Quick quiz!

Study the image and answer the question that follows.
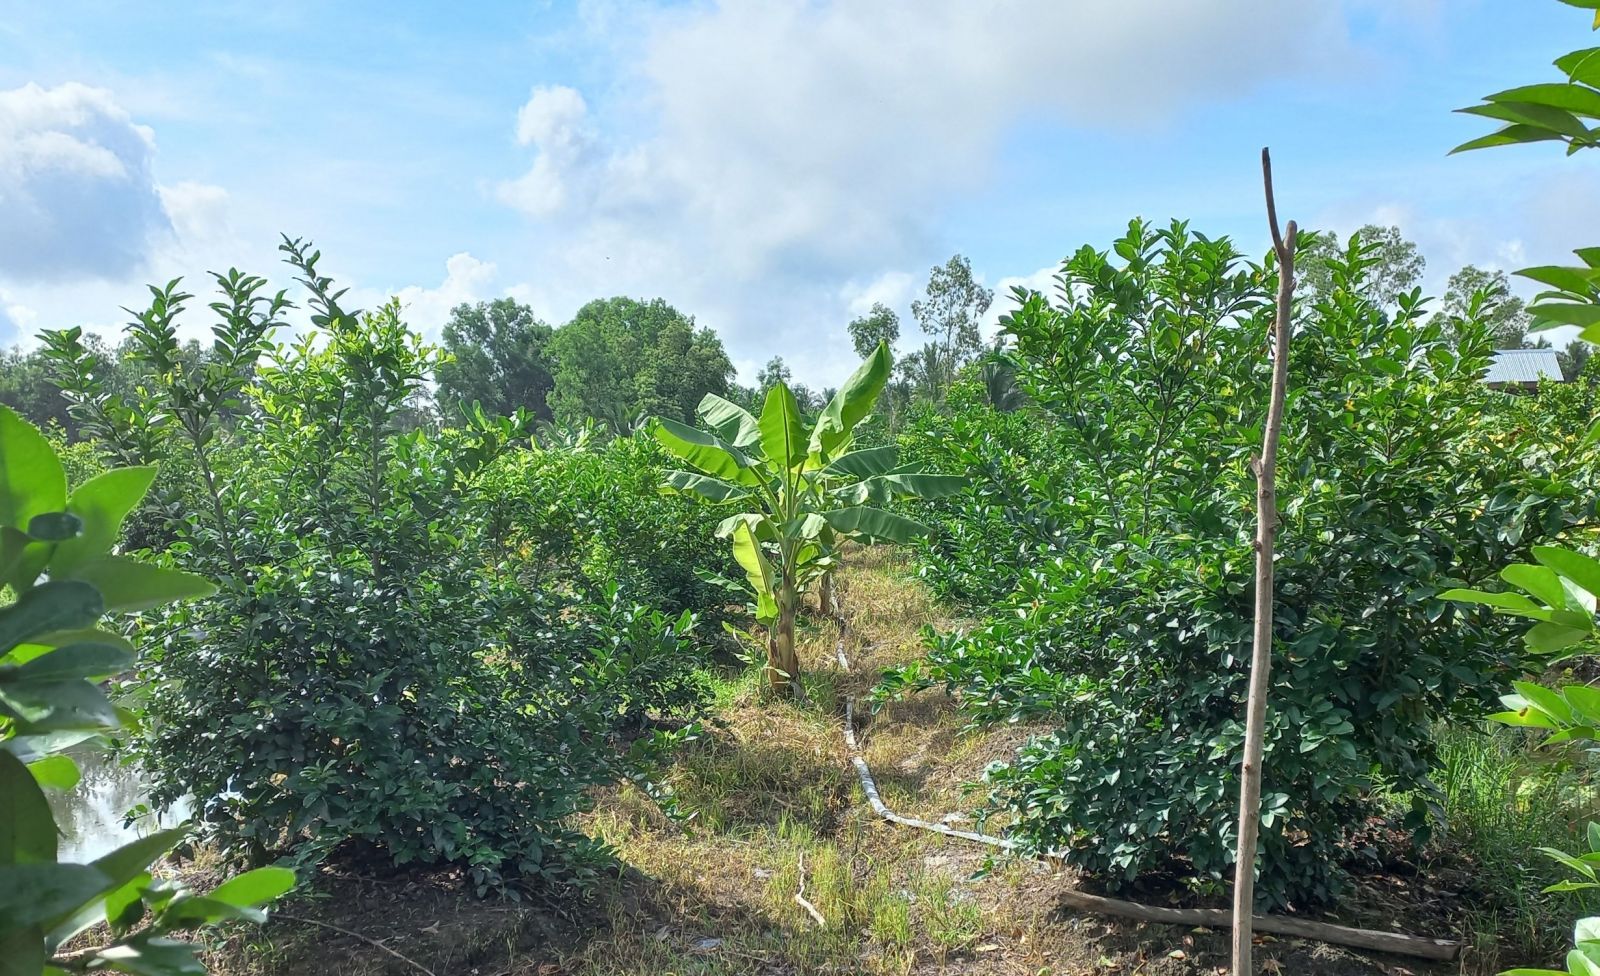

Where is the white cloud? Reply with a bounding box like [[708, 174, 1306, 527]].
[[496, 0, 1395, 385], [390, 252, 499, 339], [0, 82, 172, 281], [840, 271, 916, 319], [157, 181, 232, 248]]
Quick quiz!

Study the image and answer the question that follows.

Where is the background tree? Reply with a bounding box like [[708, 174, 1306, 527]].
[[1299, 224, 1424, 308], [436, 298, 556, 421], [911, 254, 992, 397], [549, 297, 733, 430], [1442, 265, 1530, 348], [847, 302, 900, 359]]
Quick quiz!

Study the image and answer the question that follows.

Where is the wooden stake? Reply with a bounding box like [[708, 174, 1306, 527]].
[[1232, 147, 1298, 976]]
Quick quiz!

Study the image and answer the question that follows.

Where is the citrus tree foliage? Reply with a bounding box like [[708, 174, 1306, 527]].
[[548, 296, 734, 430], [436, 298, 557, 422], [654, 343, 963, 696], [1297, 224, 1424, 308], [474, 431, 729, 623], [0, 405, 292, 976], [44, 241, 711, 896], [883, 219, 1590, 909]]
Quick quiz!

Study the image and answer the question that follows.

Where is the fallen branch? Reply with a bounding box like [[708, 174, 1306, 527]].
[[826, 577, 1460, 963], [273, 912, 440, 976], [1057, 889, 1460, 963], [793, 851, 827, 927]]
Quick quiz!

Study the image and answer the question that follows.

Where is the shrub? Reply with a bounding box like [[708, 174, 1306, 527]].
[[47, 241, 711, 896], [882, 220, 1594, 908]]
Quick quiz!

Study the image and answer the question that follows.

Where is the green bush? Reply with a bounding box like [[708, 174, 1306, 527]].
[[882, 221, 1594, 909], [47, 242, 713, 896], [475, 432, 730, 618]]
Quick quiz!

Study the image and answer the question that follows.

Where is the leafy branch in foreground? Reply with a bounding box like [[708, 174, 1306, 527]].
[[0, 404, 291, 976], [653, 342, 963, 697]]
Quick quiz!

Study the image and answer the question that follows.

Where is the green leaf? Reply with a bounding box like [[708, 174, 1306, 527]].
[[92, 935, 205, 976], [205, 866, 295, 908], [1516, 681, 1577, 725], [1460, 101, 1593, 141], [63, 557, 217, 614], [1559, 47, 1600, 88], [0, 751, 58, 863], [25, 513, 81, 543], [0, 677, 118, 730], [1520, 264, 1600, 293], [715, 512, 777, 543], [821, 446, 899, 479], [758, 384, 807, 471], [1525, 621, 1592, 656], [1489, 83, 1600, 119], [1450, 123, 1565, 154], [0, 582, 104, 653], [810, 342, 891, 458], [652, 418, 762, 487], [662, 470, 748, 503], [881, 472, 967, 499], [1567, 686, 1600, 726], [0, 405, 66, 533], [1503, 563, 1573, 610], [1531, 301, 1600, 327], [9, 641, 133, 681], [730, 521, 778, 622], [0, 925, 45, 976], [823, 506, 930, 544], [0, 864, 110, 932], [1534, 546, 1600, 601], [1439, 587, 1547, 617], [25, 755, 79, 791], [695, 394, 762, 449], [51, 467, 157, 575]]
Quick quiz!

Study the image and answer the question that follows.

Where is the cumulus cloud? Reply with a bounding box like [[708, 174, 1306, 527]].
[[391, 252, 499, 339], [496, 0, 1397, 384], [0, 82, 173, 281]]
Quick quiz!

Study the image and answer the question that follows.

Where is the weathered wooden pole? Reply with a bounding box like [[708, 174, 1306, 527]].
[[1232, 147, 1298, 976]]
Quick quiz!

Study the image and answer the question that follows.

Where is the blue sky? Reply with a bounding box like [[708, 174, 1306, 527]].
[[0, 0, 1596, 385]]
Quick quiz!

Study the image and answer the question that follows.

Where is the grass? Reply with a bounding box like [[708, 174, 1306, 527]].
[[1426, 722, 1600, 971]]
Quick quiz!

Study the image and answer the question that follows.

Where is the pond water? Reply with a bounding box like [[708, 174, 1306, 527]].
[[47, 747, 191, 863]]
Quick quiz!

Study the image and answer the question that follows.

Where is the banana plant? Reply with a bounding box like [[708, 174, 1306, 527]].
[[653, 342, 963, 697]]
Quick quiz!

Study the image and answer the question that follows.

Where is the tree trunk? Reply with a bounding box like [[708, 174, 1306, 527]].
[[820, 571, 836, 617], [768, 584, 800, 698], [1232, 148, 1298, 976]]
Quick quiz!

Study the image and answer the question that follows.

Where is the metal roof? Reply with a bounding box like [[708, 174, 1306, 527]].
[[1484, 347, 1564, 386]]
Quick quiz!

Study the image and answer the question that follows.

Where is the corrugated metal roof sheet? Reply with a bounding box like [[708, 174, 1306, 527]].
[[1484, 348, 1564, 385]]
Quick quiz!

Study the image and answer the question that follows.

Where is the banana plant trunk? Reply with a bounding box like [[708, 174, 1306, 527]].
[[820, 570, 836, 616], [768, 577, 801, 697]]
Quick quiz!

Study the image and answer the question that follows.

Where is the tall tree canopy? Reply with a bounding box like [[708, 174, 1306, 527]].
[[911, 255, 992, 396], [847, 302, 900, 359], [435, 298, 556, 420], [548, 296, 733, 429], [1441, 265, 1530, 349], [1299, 224, 1424, 308]]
